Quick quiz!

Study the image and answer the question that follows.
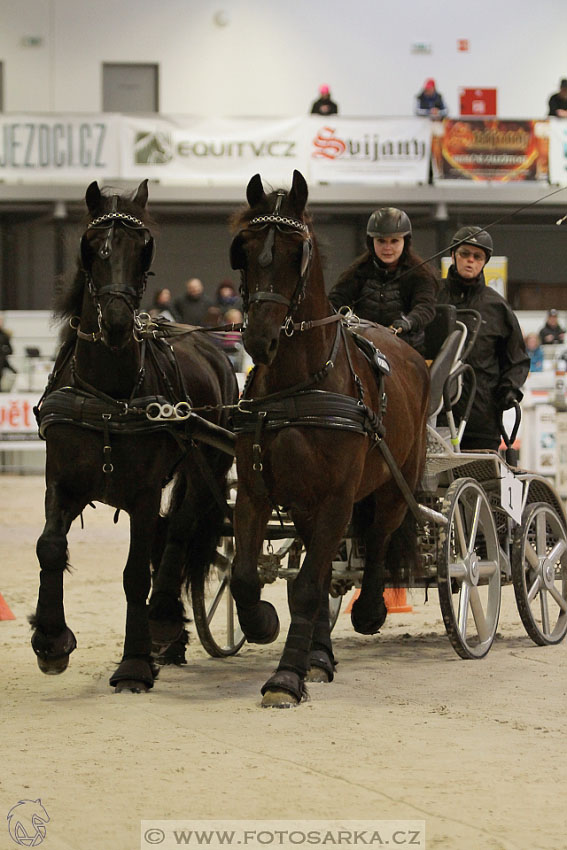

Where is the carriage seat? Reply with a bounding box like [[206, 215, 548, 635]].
[[423, 305, 461, 418]]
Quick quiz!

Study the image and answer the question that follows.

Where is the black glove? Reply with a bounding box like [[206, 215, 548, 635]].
[[391, 316, 413, 334], [499, 389, 518, 410]]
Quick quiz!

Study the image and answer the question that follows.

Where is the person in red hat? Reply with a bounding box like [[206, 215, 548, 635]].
[[310, 84, 338, 115], [415, 78, 448, 118]]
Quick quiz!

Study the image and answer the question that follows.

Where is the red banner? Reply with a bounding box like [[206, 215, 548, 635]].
[[432, 119, 549, 182]]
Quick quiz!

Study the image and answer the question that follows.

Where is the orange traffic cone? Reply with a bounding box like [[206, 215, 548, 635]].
[[0, 592, 16, 620], [383, 587, 413, 613], [344, 587, 412, 614]]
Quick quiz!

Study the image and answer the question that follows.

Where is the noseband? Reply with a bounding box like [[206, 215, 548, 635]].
[[232, 192, 312, 325]]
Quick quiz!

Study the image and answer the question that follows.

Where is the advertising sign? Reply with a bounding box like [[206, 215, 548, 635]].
[[308, 118, 431, 185], [119, 115, 308, 184], [459, 88, 498, 116], [0, 114, 121, 181], [432, 119, 548, 182], [548, 117, 567, 185], [0, 394, 40, 443]]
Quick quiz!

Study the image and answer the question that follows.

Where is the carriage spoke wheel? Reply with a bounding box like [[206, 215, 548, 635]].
[[438, 478, 501, 659], [190, 537, 245, 657], [511, 502, 567, 646]]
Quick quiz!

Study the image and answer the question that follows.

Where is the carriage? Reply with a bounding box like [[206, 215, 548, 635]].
[[31, 173, 567, 706]]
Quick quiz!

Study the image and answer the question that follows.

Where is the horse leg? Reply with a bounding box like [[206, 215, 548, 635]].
[[31, 482, 82, 674], [148, 477, 192, 666], [351, 495, 410, 635], [350, 533, 389, 635], [261, 502, 350, 707], [305, 574, 336, 683], [110, 500, 159, 693], [231, 490, 279, 644]]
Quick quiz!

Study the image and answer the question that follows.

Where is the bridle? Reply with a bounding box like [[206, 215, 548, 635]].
[[75, 195, 155, 342], [230, 191, 313, 333]]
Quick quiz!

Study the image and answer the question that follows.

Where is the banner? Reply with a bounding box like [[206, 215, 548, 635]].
[[0, 394, 40, 441], [432, 119, 549, 183], [119, 115, 308, 185], [0, 114, 121, 181], [548, 117, 567, 185], [308, 118, 431, 184]]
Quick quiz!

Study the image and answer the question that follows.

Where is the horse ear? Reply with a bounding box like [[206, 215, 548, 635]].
[[289, 170, 308, 215], [85, 181, 102, 214], [246, 173, 266, 208], [133, 179, 149, 209]]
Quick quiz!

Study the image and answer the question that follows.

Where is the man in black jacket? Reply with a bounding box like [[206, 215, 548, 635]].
[[437, 227, 529, 450]]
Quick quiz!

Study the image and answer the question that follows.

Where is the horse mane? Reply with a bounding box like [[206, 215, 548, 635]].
[[53, 184, 156, 344]]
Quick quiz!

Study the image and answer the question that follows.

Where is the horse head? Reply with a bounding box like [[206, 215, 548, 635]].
[[231, 170, 313, 366], [80, 179, 155, 351]]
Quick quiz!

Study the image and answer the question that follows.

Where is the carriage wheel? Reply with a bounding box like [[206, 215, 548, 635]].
[[511, 502, 567, 646], [438, 478, 501, 659], [191, 537, 246, 658]]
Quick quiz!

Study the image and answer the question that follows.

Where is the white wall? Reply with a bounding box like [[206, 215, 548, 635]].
[[1, 0, 565, 118]]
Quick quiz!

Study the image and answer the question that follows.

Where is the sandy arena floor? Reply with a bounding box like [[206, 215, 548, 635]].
[[1, 474, 566, 850]]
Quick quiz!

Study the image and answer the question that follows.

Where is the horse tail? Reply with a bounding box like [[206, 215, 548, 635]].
[[384, 506, 420, 587]]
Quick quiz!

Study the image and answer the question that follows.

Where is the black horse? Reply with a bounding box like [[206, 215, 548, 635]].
[[32, 180, 238, 692]]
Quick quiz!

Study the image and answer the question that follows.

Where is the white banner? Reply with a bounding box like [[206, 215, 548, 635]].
[[307, 117, 431, 184], [0, 114, 122, 181], [0, 394, 40, 440], [548, 117, 567, 186], [119, 115, 309, 185]]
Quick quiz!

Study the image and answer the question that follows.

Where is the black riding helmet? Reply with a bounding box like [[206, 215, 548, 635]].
[[366, 208, 412, 257], [451, 226, 493, 261], [367, 207, 412, 238]]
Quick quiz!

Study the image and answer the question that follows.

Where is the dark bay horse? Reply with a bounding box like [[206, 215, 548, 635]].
[[32, 180, 238, 692], [229, 170, 430, 707]]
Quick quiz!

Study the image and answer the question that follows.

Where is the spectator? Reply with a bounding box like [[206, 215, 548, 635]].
[[310, 84, 338, 115], [524, 333, 544, 372], [215, 279, 241, 312], [148, 287, 180, 323], [415, 78, 448, 119], [539, 308, 565, 345], [0, 313, 16, 390], [548, 79, 567, 118], [437, 226, 530, 451], [220, 308, 244, 368], [202, 306, 224, 328], [328, 207, 438, 354], [173, 278, 213, 326]]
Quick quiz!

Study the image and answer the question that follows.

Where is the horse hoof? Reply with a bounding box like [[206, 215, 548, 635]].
[[109, 658, 156, 692], [261, 689, 300, 708], [241, 600, 280, 644], [36, 654, 70, 675], [260, 669, 308, 707], [113, 679, 151, 694], [305, 666, 331, 683], [350, 599, 387, 635], [151, 625, 189, 666], [31, 625, 77, 675], [305, 649, 335, 683]]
